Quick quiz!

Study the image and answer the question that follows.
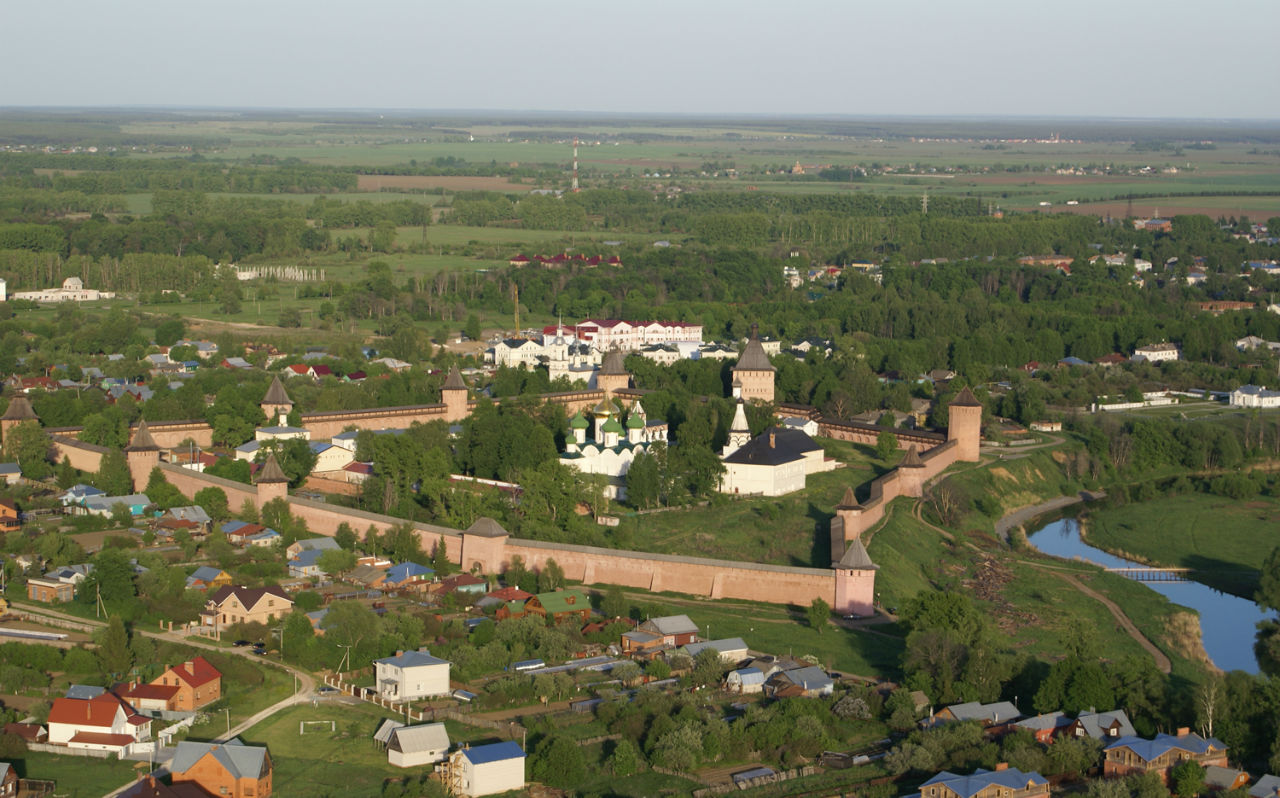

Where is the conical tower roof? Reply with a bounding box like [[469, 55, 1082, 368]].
[[255, 453, 290, 484], [443, 365, 467, 391], [734, 334, 775, 372], [263, 375, 293, 406], [466, 517, 509, 538], [900, 444, 925, 468], [1, 396, 37, 421], [601, 347, 627, 375], [837, 538, 878, 570], [836, 486, 861, 510], [950, 386, 982, 407], [124, 419, 160, 452]]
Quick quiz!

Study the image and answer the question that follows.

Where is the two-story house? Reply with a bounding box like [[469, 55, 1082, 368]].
[[915, 765, 1050, 798], [47, 691, 152, 755], [202, 585, 293, 628], [1103, 729, 1229, 782], [170, 739, 272, 798], [374, 648, 451, 702], [151, 657, 222, 711]]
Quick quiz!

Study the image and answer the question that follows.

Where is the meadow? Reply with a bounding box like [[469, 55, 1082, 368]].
[[1083, 493, 1280, 597]]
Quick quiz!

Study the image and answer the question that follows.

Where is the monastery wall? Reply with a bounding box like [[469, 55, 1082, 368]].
[[49, 434, 107, 473]]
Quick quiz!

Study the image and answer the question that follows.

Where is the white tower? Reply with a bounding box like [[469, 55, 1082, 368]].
[[722, 399, 752, 457]]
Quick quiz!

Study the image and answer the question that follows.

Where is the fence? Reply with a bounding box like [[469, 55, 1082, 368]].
[[690, 766, 818, 797], [322, 674, 527, 740], [26, 742, 114, 759]]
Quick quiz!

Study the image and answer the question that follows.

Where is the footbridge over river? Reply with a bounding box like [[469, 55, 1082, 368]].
[[1104, 566, 1193, 582]]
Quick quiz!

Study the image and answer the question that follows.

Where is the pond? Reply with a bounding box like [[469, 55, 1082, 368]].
[[1025, 517, 1268, 673]]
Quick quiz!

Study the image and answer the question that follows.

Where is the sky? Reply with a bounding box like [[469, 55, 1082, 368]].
[[4, 0, 1278, 119]]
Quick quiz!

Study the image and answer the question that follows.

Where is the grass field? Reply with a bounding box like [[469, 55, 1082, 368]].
[[611, 440, 894, 568], [14, 750, 141, 798], [1083, 493, 1280, 597], [619, 588, 905, 678], [237, 702, 428, 798]]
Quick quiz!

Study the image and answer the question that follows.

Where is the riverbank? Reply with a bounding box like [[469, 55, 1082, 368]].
[[1025, 518, 1264, 674], [1079, 493, 1279, 599]]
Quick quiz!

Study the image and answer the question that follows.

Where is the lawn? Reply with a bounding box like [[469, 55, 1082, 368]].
[[616, 588, 905, 678], [1083, 494, 1280, 597], [237, 702, 452, 797], [609, 439, 894, 568], [14, 750, 141, 798]]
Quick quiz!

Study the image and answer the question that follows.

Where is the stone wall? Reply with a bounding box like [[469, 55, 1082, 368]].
[[49, 434, 107, 473]]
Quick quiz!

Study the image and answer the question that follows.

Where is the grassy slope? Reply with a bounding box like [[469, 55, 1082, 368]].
[[1084, 493, 1280, 597]]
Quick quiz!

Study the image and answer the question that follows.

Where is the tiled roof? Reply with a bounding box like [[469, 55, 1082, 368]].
[[167, 656, 221, 688]]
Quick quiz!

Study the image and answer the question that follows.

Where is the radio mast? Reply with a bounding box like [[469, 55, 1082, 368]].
[[572, 138, 580, 193]]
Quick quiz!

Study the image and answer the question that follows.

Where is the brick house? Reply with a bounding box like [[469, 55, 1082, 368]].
[[170, 739, 272, 798], [27, 576, 74, 603], [46, 692, 151, 754], [1103, 729, 1229, 782], [152, 656, 222, 711], [202, 585, 293, 628]]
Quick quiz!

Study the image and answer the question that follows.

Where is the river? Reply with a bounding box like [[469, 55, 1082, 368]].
[[1025, 517, 1268, 673]]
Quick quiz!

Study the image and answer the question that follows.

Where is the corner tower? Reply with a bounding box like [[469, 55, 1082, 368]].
[[948, 387, 983, 462], [442, 366, 470, 422], [1, 396, 38, 445], [732, 324, 775, 403]]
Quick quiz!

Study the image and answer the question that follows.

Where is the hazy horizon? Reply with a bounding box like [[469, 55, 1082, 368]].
[[4, 0, 1278, 119]]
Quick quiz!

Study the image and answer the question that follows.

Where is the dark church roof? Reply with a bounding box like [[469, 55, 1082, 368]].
[[723, 428, 820, 467]]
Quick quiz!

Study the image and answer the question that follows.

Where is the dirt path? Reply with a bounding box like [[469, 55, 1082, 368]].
[[994, 494, 1098, 541], [1025, 564, 1172, 674]]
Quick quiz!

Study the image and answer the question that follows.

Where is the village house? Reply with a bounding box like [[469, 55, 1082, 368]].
[[523, 588, 593, 623], [46, 691, 152, 755], [169, 739, 273, 798], [914, 766, 1050, 798], [0, 498, 17, 532], [1103, 729, 1229, 782], [185, 566, 232, 592], [151, 657, 222, 711], [201, 585, 293, 628], [387, 722, 450, 768], [636, 615, 699, 647], [930, 701, 1023, 735], [0, 762, 15, 798], [1205, 767, 1251, 792], [374, 648, 451, 701], [683, 637, 749, 664], [1068, 709, 1136, 741], [767, 665, 834, 698], [1014, 713, 1072, 744], [1231, 385, 1280, 409], [726, 667, 766, 694], [26, 575, 74, 603], [447, 741, 526, 797], [1132, 342, 1180, 362], [1252, 775, 1280, 798]]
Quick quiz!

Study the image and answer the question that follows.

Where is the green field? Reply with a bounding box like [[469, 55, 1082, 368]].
[[15, 750, 142, 798], [237, 702, 426, 797], [611, 440, 896, 568], [1084, 493, 1280, 597]]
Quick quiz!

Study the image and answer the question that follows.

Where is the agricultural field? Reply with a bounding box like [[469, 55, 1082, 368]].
[[1083, 493, 1280, 598]]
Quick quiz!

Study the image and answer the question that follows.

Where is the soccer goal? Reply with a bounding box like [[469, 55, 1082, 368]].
[[299, 720, 336, 735]]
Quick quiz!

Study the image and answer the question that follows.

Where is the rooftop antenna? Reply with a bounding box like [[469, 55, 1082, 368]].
[[572, 138, 580, 193]]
